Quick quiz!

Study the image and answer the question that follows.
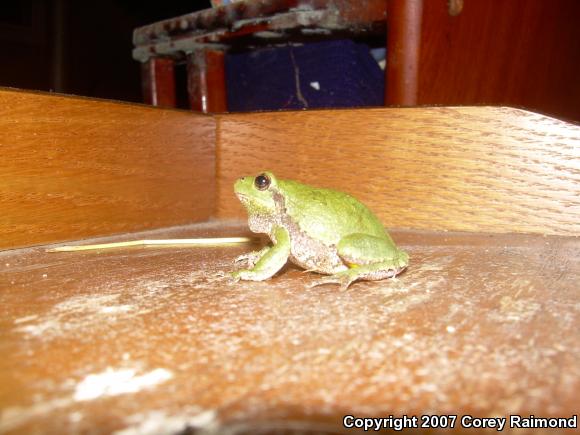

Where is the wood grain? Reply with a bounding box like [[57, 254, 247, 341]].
[[216, 107, 580, 236], [415, 0, 580, 121], [0, 88, 215, 250], [1, 222, 578, 433]]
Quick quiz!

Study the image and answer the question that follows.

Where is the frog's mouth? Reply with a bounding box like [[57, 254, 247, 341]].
[[235, 192, 249, 203], [236, 193, 256, 209]]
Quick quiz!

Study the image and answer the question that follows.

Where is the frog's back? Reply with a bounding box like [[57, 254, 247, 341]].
[[276, 179, 389, 245]]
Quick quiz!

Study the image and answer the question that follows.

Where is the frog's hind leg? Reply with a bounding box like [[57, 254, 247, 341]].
[[309, 233, 408, 290]]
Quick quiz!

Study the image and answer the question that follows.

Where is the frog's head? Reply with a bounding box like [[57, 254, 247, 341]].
[[234, 171, 279, 216]]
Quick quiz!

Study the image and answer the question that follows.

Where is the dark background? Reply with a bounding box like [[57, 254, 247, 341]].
[[1, 0, 579, 121], [0, 0, 210, 103]]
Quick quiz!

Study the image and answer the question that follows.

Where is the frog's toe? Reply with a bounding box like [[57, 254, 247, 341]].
[[230, 271, 242, 283], [309, 272, 357, 291], [234, 252, 257, 265]]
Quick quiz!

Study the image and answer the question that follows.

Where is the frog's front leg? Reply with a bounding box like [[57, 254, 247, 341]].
[[232, 226, 291, 282], [234, 245, 271, 268], [311, 233, 409, 290]]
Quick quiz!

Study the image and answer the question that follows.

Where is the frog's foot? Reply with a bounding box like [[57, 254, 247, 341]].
[[234, 252, 260, 266], [231, 267, 282, 282], [309, 270, 359, 291], [309, 262, 407, 291], [234, 246, 271, 267]]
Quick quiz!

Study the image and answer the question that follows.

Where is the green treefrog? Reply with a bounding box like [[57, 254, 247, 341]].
[[232, 171, 409, 289]]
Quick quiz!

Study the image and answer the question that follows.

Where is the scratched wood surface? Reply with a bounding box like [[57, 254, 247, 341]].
[[0, 88, 215, 250], [1, 222, 578, 434], [216, 107, 580, 236]]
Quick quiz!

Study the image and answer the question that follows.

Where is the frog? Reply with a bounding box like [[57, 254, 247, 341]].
[[232, 171, 409, 289]]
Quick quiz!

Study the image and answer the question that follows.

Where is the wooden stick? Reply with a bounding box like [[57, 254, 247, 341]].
[[46, 237, 252, 252]]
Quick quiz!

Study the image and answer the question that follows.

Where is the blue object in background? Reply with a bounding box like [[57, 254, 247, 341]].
[[210, 0, 243, 6], [225, 39, 385, 111]]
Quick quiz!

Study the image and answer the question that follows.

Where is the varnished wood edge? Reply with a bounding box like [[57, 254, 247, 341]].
[[215, 104, 580, 124], [0, 86, 211, 117], [0, 88, 217, 250]]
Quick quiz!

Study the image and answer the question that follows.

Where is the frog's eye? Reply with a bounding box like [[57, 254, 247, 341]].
[[254, 174, 271, 191]]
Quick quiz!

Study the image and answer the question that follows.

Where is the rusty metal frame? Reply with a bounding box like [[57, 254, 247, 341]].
[[132, 0, 387, 62]]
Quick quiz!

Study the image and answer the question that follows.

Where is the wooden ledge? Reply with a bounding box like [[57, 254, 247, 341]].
[[1, 222, 578, 433], [0, 88, 215, 250]]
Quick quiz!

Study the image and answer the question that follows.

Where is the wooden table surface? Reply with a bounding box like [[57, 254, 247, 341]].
[[1, 222, 578, 434]]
